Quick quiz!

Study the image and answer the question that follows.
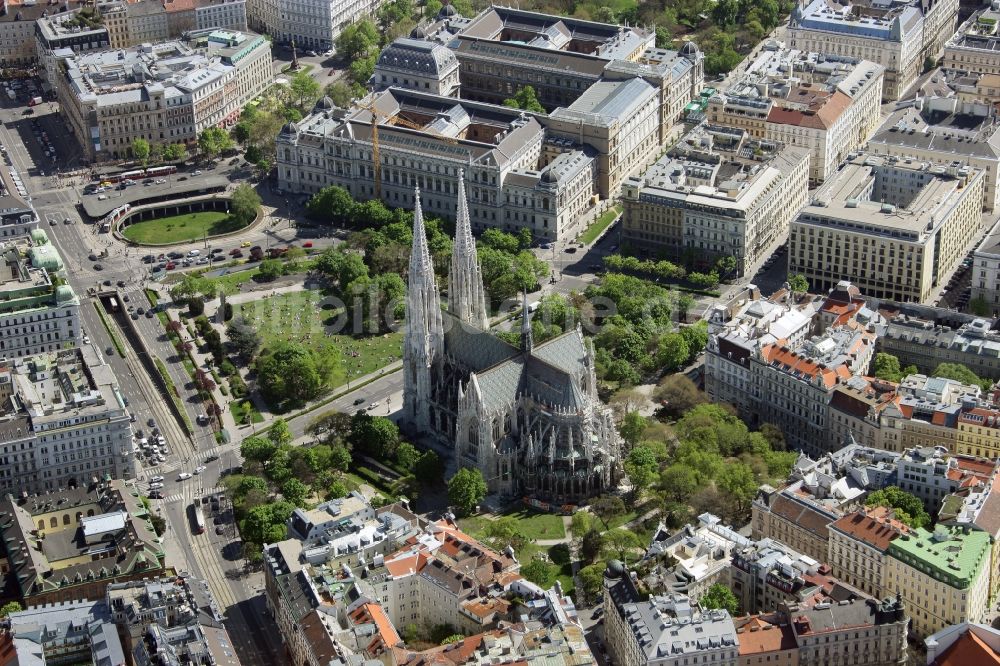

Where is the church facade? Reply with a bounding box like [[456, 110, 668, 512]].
[[402, 181, 622, 504]]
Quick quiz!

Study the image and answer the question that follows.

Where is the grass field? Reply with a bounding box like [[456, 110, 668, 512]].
[[123, 211, 247, 245], [231, 399, 264, 425], [458, 506, 566, 541], [579, 206, 621, 245], [239, 287, 402, 390]]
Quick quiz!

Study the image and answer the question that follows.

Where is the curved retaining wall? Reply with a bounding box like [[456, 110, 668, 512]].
[[115, 195, 264, 247]]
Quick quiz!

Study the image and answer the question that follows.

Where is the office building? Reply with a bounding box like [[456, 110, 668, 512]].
[[57, 29, 272, 160], [0, 229, 80, 359], [621, 125, 810, 276], [707, 48, 883, 183], [787, 0, 958, 100], [0, 346, 133, 495], [0, 600, 126, 665], [885, 524, 992, 638], [942, 5, 1000, 76], [867, 98, 1000, 212], [278, 88, 599, 241], [246, 0, 380, 51], [0, 479, 165, 607], [789, 153, 987, 303], [827, 506, 911, 598]]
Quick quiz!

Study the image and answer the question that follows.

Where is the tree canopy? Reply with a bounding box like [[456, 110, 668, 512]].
[[864, 486, 930, 528], [502, 85, 546, 113], [699, 583, 739, 615], [448, 467, 487, 516]]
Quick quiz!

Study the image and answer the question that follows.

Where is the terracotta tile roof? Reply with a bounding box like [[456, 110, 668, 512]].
[[975, 488, 1000, 536], [349, 602, 402, 656], [759, 344, 845, 389], [767, 89, 852, 130], [735, 615, 798, 655], [959, 407, 1000, 429], [829, 506, 909, 552], [932, 628, 1000, 665], [767, 493, 836, 540], [955, 456, 997, 480], [163, 0, 195, 11]]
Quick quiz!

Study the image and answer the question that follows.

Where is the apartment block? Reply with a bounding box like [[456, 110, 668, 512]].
[[621, 125, 810, 277], [604, 562, 739, 666], [886, 524, 992, 638], [0, 600, 125, 664], [943, 5, 1000, 76], [787, 0, 958, 101], [0, 0, 49, 67], [107, 575, 241, 665], [0, 346, 133, 495], [867, 96, 1000, 212], [708, 48, 883, 183], [880, 315, 1000, 380], [35, 7, 110, 88], [971, 219, 1000, 315], [0, 229, 80, 358], [246, 0, 380, 50], [789, 153, 987, 303], [103, 0, 248, 50], [827, 506, 911, 598], [0, 479, 165, 607], [277, 88, 599, 241], [643, 512, 752, 601], [57, 29, 271, 160]]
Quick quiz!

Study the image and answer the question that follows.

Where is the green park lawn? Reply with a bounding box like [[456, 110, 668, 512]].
[[238, 287, 402, 390], [579, 206, 621, 245], [123, 211, 247, 244], [230, 399, 263, 425], [458, 506, 566, 541]]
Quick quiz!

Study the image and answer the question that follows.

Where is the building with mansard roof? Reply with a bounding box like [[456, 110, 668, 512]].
[[402, 183, 621, 503]]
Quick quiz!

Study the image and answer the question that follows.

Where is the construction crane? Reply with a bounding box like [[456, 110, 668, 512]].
[[357, 97, 459, 199]]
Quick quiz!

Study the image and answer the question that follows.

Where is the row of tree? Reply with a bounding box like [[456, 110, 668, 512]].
[[873, 352, 997, 393]]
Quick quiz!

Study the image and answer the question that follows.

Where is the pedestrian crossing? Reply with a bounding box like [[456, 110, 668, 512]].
[[162, 485, 224, 504]]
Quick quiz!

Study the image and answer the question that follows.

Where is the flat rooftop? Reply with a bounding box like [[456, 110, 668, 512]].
[[948, 7, 1000, 53], [793, 0, 924, 40], [798, 154, 982, 237], [871, 106, 1000, 159]]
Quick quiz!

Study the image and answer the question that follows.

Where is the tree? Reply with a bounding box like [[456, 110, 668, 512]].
[[865, 486, 931, 528], [624, 444, 659, 502], [230, 183, 261, 225], [653, 375, 707, 418], [577, 562, 608, 603], [657, 332, 690, 371], [711, 0, 739, 25], [199, 126, 233, 159], [521, 558, 557, 587], [581, 528, 605, 562], [619, 411, 647, 447], [502, 85, 546, 113], [590, 494, 626, 528], [788, 274, 809, 294], [350, 413, 400, 459], [873, 352, 904, 383], [447, 467, 487, 516], [162, 143, 186, 162], [227, 317, 262, 361], [700, 583, 739, 615], [0, 601, 22, 618], [325, 82, 354, 108], [414, 450, 444, 485], [289, 70, 322, 110], [281, 478, 309, 506], [481, 228, 521, 254], [255, 342, 324, 404], [330, 445, 352, 473], [603, 529, 642, 563], [932, 363, 992, 392], [395, 441, 420, 471], [517, 226, 533, 249], [257, 259, 284, 281], [349, 55, 377, 87], [336, 19, 379, 60], [270, 418, 292, 447], [241, 435, 277, 463], [716, 461, 758, 518], [660, 463, 700, 502], [131, 138, 151, 165], [483, 516, 527, 553]]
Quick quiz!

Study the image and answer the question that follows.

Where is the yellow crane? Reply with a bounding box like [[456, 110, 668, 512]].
[[356, 97, 459, 199]]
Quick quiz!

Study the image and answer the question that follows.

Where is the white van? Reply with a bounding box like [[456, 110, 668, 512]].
[[187, 249, 200, 257]]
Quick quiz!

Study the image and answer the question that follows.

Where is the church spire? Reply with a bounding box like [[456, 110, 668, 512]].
[[448, 171, 489, 329], [521, 291, 533, 353], [403, 188, 444, 432]]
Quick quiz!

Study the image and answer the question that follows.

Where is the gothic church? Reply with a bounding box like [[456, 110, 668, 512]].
[[402, 180, 621, 504]]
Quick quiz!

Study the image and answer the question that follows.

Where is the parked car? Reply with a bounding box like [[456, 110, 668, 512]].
[[177, 472, 192, 480]]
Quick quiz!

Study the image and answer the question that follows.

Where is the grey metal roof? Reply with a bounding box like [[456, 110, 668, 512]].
[[377, 38, 458, 76], [443, 312, 519, 370]]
